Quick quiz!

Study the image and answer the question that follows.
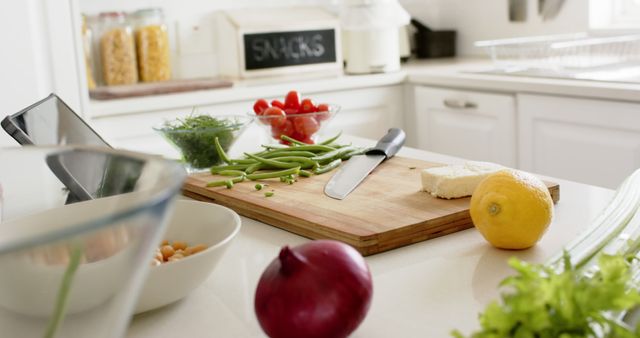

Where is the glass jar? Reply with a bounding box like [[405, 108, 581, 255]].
[[82, 15, 97, 90], [133, 8, 171, 82], [96, 12, 138, 86]]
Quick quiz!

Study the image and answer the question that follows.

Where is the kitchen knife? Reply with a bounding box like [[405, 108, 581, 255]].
[[324, 128, 406, 200]]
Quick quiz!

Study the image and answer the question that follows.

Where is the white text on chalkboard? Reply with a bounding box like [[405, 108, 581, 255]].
[[251, 34, 325, 61]]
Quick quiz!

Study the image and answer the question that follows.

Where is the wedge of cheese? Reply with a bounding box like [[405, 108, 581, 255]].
[[421, 161, 505, 199]]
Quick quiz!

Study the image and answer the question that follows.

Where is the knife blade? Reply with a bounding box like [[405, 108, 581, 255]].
[[324, 128, 406, 200]]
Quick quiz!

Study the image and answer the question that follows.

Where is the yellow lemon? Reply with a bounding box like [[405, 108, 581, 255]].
[[470, 169, 554, 249]]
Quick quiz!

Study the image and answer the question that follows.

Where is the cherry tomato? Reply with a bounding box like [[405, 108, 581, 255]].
[[315, 103, 330, 122], [253, 99, 270, 115], [284, 91, 301, 113], [299, 98, 317, 114], [316, 103, 330, 112], [271, 100, 285, 110], [293, 116, 320, 138], [271, 119, 294, 141], [263, 107, 286, 128]]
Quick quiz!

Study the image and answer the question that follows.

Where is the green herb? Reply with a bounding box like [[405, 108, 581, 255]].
[[161, 114, 241, 169], [452, 253, 640, 338], [265, 191, 274, 197]]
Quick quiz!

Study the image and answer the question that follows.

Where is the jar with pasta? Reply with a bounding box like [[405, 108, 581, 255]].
[[133, 8, 171, 82], [82, 15, 97, 90], [96, 12, 138, 86]]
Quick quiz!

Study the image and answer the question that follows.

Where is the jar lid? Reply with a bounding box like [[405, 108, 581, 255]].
[[98, 11, 126, 19], [133, 8, 164, 18]]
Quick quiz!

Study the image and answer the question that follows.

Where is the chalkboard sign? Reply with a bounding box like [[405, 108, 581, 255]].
[[243, 29, 337, 70]]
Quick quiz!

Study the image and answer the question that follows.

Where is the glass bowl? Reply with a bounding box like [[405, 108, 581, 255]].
[[154, 115, 253, 171], [0, 146, 186, 338], [252, 104, 339, 144]]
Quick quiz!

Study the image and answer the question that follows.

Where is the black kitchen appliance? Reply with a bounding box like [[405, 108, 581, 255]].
[[411, 19, 457, 59]]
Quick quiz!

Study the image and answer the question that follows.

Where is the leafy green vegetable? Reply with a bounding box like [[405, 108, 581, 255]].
[[453, 253, 640, 338], [160, 114, 241, 169]]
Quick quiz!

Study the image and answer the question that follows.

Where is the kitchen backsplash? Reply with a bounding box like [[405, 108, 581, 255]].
[[411, 0, 589, 56], [80, 0, 590, 77]]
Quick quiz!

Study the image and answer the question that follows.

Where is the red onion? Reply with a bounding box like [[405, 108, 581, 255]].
[[254, 240, 373, 338]]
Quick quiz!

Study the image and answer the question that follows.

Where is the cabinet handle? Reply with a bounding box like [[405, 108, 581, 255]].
[[443, 99, 478, 109]]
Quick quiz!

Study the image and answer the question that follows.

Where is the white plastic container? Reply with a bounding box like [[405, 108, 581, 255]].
[[340, 0, 410, 74]]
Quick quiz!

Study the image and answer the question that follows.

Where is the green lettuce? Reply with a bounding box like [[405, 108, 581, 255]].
[[453, 254, 640, 338]]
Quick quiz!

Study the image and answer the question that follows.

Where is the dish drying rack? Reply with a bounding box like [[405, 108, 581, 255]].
[[475, 33, 640, 71]]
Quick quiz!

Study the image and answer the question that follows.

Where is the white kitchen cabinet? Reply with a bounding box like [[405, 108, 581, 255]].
[[414, 86, 516, 167], [519, 94, 640, 189], [89, 85, 403, 157]]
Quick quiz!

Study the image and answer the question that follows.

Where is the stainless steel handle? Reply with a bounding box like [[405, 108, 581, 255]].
[[443, 99, 478, 109]]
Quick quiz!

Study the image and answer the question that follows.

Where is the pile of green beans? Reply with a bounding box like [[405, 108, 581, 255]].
[[206, 133, 365, 189]]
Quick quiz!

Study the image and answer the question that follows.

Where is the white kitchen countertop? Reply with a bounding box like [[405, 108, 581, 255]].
[[125, 136, 615, 338], [89, 58, 640, 119], [405, 58, 640, 103]]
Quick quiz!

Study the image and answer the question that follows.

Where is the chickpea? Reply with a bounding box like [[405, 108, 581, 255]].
[[160, 245, 175, 261], [184, 244, 207, 256], [153, 240, 208, 265], [172, 241, 187, 251], [168, 253, 184, 262]]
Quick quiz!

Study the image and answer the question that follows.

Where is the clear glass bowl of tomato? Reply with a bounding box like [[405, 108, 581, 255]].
[[253, 105, 339, 144]]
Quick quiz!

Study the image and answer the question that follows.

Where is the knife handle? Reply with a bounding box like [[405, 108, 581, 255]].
[[366, 128, 406, 159]]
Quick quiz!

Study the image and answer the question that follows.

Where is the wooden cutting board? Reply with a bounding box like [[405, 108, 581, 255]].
[[183, 157, 560, 256]]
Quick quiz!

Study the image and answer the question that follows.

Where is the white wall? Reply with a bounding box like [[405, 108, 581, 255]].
[[407, 0, 590, 56], [0, 0, 53, 147]]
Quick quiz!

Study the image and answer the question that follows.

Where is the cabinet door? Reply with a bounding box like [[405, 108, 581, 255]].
[[414, 86, 516, 167], [519, 94, 640, 189]]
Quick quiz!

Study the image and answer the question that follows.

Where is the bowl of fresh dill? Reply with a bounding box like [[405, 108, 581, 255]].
[[154, 114, 253, 172]]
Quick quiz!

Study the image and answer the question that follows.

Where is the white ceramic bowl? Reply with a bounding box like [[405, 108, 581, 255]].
[[134, 200, 241, 313]]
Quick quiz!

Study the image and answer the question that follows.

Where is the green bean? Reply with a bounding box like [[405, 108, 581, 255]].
[[225, 180, 234, 189], [214, 137, 232, 164], [341, 148, 366, 160], [231, 158, 258, 165], [244, 153, 302, 169], [245, 163, 263, 174], [319, 131, 342, 145], [246, 167, 300, 181], [325, 143, 352, 149], [218, 170, 246, 177], [287, 145, 335, 152], [270, 156, 317, 166], [313, 159, 342, 175], [262, 151, 316, 158], [206, 176, 245, 187], [265, 191, 274, 197], [311, 146, 356, 163], [210, 164, 250, 174], [280, 135, 309, 146], [260, 144, 289, 150], [299, 169, 312, 177]]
